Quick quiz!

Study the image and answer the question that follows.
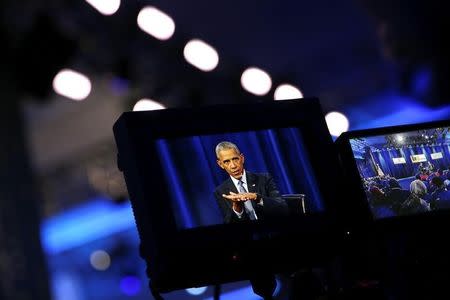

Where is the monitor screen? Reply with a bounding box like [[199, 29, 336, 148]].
[[113, 99, 342, 292], [156, 127, 324, 230], [349, 126, 450, 219]]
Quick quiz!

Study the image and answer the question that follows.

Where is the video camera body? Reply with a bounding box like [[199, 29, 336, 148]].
[[336, 120, 450, 232], [114, 98, 450, 298], [335, 119, 450, 300]]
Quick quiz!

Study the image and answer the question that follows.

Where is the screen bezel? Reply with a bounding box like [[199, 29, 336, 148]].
[[335, 119, 450, 232], [113, 98, 343, 292]]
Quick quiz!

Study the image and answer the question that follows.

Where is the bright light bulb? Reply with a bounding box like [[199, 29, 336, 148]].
[[133, 98, 165, 111], [186, 287, 208, 296], [137, 6, 175, 40], [90, 250, 111, 271], [183, 39, 219, 72], [274, 84, 303, 100], [84, 0, 120, 15], [240, 67, 272, 96], [325, 111, 349, 137], [120, 276, 141, 296], [52, 69, 91, 101]]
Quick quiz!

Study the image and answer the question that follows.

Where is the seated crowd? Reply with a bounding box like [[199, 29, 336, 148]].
[[362, 167, 450, 218]]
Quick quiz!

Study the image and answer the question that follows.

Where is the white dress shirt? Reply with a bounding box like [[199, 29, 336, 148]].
[[229, 170, 262, 219]]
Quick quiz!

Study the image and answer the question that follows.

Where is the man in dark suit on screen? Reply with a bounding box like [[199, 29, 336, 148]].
[[214, 141, 289, 224]]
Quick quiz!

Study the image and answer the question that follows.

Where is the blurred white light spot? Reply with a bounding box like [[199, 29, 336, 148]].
[[52, 69, 91, 101], [186, 286, 207, 295], [274, 84, 303, 100], [240, 67, 272, 96], [137, 6, 175, 40], [90, 250, 111, 271], [183, 39, 219, 72], [397, 135, 404, 142], [325, 111, 349, 137], [133, 98, 166, 111], [52, 273, 82, 300], [85, 0, 120, 15]]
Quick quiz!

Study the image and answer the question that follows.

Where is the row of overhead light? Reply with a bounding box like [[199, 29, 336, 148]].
[[135, 6, 303, 99], [51, 0, 349, 136]]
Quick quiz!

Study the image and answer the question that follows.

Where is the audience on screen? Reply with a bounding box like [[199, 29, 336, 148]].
[[362, 165, 450, 218], [385, 178, 411, 214], [444, 170, 450, 188], [399, 180, 430, 215], [429, 177, 450, 210], [368, 186, 396, 218]]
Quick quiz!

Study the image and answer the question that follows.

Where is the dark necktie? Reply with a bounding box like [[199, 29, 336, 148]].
[[238, 180, 257, 220]]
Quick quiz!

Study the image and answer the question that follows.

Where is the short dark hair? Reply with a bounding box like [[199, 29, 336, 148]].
[[431, 176, 444, 187], [388, 178, 401, 189]]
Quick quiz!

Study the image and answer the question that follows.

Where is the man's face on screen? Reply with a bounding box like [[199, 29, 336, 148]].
[[217, 148, 245, 179]]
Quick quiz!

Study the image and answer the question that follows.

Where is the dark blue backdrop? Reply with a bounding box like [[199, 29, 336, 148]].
[[366, 144, 450, 179], [155, 128, 324, 229], [354, 157, 376, 179]]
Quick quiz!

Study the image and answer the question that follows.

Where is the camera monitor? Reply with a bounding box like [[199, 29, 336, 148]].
[[113, 99, 342, 293], [335, 120, 450, 228]]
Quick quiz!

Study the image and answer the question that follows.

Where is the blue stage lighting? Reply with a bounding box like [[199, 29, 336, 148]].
[[41, 197, 135, 255]]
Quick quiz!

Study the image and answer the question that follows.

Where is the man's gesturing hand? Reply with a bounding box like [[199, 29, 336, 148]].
[[222, 191, 258, 201], [222, 191, 259, 214]]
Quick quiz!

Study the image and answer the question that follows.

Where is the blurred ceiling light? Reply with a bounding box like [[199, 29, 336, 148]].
[[52, 69, 91, 101], [186, 287, 208, 296], [90, 250, 111, 271], [133, 98, 166, 111], [325, 111, 349, 137], [397, 135, 404, 142], [85, 0, 120, 15], [274, 84, 303, 100], [183, 39, 219, 71], [120, 276, 141, 296], [137, 6, 175, 40], [240, 67, 272, 96]]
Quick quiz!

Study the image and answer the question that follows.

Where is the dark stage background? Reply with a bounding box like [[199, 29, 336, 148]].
[[355, 144, 450, 179], [156, 128, 323, 229], [2, 0, 450, 299]]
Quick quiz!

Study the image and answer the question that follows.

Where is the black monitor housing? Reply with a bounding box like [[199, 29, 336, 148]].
[[335, 120, 450, 234], [113, 98, 345, 293]]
